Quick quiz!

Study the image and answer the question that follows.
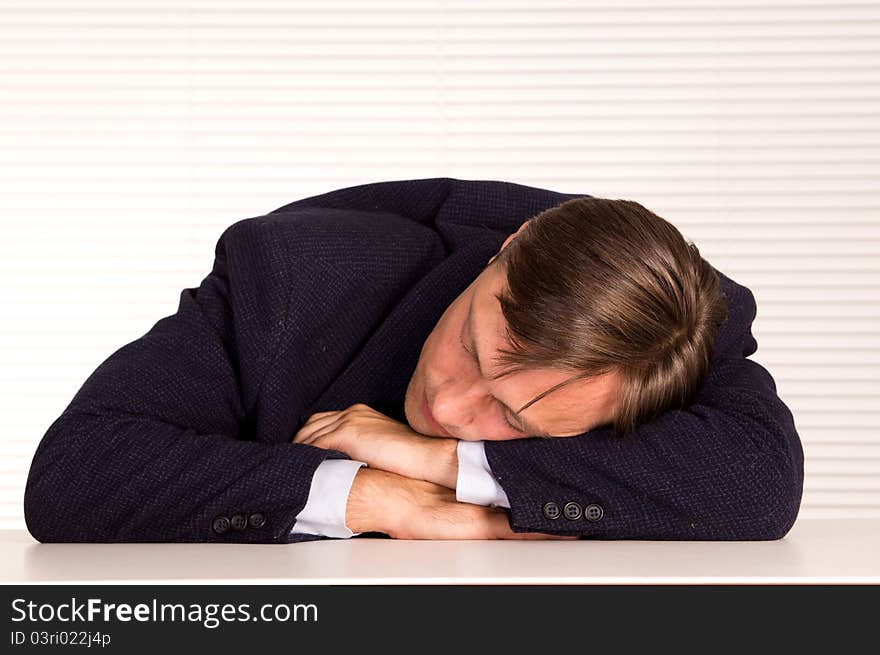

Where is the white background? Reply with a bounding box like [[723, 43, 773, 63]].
[[1, 0, 878, 530]]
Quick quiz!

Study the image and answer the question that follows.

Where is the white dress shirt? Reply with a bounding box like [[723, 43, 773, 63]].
[[453, 439, 511, 508], [290, 440, 510, 538], [291, 459, 367, 538]]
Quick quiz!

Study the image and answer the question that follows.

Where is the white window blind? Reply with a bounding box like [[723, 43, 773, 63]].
[[1, 0, 878, 531]]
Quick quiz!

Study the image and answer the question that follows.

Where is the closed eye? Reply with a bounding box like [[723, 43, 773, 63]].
[[460, 326, 524, 434], [501, 409, 525, 433]]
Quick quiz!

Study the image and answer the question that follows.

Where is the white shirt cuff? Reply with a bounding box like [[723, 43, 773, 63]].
[[291, 459, 367, 539], [455, 440, 511, 508]]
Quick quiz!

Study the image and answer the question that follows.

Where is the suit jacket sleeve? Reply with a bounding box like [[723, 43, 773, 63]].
[[23, 216, 351, 544], [483, 280, 805, 541]]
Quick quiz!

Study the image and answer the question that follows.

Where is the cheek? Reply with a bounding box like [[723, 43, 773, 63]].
[[413, 334, 458, 402], [424, 328, 465, 373]]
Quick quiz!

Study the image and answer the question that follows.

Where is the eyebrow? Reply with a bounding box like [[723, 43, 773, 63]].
[[464, 296, 554, 438]]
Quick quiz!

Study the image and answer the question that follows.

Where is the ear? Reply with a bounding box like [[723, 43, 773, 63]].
[[487, 219, 531, 265]]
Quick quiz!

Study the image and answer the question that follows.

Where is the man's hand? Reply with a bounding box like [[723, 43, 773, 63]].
[[346, 467, 578, 540], [293, 403, 458, 488]]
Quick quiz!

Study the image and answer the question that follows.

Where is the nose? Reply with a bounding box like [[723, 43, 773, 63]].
[[429, 396, 460, 436], [431, 388, 484, 440]]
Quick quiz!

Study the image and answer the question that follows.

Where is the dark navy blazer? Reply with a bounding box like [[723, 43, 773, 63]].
[[23, 177, 804, 543]]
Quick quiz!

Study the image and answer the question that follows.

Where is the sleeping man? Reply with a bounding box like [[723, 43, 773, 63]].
[[23, 177, 804, 543]]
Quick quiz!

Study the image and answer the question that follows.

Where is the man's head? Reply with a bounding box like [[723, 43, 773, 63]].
[[404, 196, 729, 441]]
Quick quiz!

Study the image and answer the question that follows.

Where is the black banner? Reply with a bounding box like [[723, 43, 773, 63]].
[[2, 585, 876, 651]]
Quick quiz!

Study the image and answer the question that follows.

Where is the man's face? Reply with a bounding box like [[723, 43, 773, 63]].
[[404, 246, 621, 441]]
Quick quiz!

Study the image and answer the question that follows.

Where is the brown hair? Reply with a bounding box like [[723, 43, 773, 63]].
[[487, 197, 729, 438]]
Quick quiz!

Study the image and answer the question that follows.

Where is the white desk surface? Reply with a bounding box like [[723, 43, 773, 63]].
[[1, 518, 878, 585]]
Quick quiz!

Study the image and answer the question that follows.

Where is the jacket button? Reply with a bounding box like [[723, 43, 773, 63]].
[[248, 512, 267, 528], [212, 515, 230, 534], [563, 501, 582, 520], [543, 501, 561, 520], [585, 503, 604, 522], [230, 513, 248, 531]]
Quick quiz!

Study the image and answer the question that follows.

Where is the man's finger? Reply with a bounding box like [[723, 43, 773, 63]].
[[292, 413, 341, 442]]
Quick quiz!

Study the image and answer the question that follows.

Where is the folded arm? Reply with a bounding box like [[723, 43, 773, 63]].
[[24, 217, 352, 543]]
